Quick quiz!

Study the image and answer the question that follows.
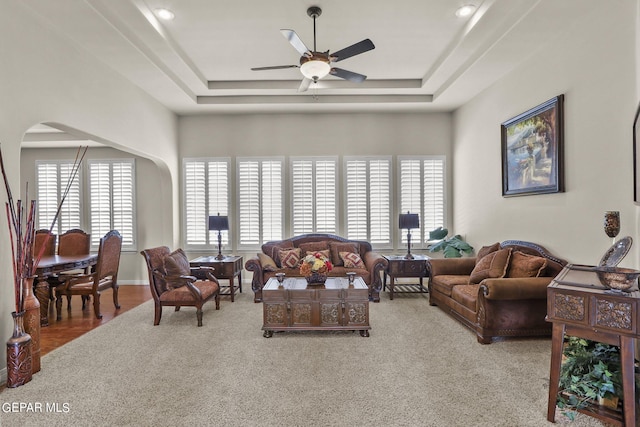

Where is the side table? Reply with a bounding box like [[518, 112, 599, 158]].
[[190, 255, 243, 302], [383, 255, 430, 300], [547, 264, 638, 426]]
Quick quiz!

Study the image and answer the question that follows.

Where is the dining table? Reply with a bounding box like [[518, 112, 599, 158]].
[[34, 253, 98, 326]]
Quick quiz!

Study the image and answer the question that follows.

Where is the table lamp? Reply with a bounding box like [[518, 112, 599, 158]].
[[209, 214, 229, 260], [399, 212, 420, 259]]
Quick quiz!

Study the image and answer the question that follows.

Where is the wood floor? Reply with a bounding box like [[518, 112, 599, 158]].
[[40, 285, 152, 356]]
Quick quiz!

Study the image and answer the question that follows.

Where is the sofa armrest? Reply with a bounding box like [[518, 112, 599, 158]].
[[245, 256, 265, 302], [363, 251, 388, 302], [479, 277, 552, 300], [429, 257, 477, 277]]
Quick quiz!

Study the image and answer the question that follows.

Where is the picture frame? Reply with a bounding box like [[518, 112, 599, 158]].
[[501, 94, 564, 197]]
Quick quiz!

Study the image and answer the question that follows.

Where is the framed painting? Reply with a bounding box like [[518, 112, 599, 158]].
[[501, 95, 564, 197]]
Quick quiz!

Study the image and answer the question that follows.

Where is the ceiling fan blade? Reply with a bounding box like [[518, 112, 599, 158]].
[[297, 78, 312, 92], [280, 29, 310, 56], [251, 65, 299, 71], [330, 68, 367, 83], [331, 39, 375, 62]]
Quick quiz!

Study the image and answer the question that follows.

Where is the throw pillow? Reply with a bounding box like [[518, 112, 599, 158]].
[[306, 249, 331, 260], [299, 241, 330, 255], [279, 248, 302, 268], [262, 241, 294, 267], [476, 242, 500, 264], [329, 242, 360, 267], [163, 248, 191, 290], [258, 253, 278, 271], [469, 248, 512, 284], [339, 251, 365, 269], [508, 251, 548, 278]]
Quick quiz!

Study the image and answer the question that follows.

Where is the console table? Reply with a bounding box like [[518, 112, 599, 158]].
[[190, 256, 243, 302], [262, 277, 370, 337], [383, 255, 430, 300], [546, 264, 638, 426]]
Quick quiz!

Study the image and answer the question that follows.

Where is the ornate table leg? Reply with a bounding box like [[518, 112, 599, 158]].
[[360, 330, 370, 337], [263, 330, 273, 338], [34, 277, 51, 327]]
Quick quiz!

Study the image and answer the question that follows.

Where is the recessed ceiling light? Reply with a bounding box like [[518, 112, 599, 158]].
[[155, 8, 175, 21], [455, 4, 476, 18]]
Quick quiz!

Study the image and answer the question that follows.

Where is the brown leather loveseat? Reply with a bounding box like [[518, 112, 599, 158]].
[[245, 233, 388, 303], [428, 240, 566, 344]]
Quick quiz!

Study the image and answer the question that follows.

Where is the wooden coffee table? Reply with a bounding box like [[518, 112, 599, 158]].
[[262, 277, 370, 337]]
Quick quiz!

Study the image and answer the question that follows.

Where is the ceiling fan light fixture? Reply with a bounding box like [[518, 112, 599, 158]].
[[455, 4, 476, 17], [300, 60, 330, 81]]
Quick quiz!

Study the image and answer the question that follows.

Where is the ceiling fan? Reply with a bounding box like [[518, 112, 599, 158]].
[[251, 6, 375, 92]]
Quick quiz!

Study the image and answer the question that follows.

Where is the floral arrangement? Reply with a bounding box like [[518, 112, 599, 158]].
[[299, 252, 333, 276], [0, 145, 87, 313]]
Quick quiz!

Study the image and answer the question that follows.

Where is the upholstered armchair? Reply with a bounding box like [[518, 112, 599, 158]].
[[140, 246, 220, 327]]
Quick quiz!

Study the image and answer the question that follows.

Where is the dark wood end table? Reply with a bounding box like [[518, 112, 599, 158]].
[[383, 255, 430, 300], [190, 255, 243, 302]]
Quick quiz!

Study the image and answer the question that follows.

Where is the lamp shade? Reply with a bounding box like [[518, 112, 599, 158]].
[[399, 213, 419, 230], [208, 215, 229, 231]]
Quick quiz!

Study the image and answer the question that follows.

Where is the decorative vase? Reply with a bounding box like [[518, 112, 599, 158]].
[[6, 311, 32, 388], [22, 276, 41, 374], [305, 272, 327, 285], [604, 211, 620, 239]]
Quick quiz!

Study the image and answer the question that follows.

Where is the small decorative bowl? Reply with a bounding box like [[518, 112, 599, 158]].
[[595, 266, 640, 292]]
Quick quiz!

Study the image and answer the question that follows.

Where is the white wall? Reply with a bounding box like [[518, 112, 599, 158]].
[[0, 1, 178, 373], [452, 2, 638, 266]]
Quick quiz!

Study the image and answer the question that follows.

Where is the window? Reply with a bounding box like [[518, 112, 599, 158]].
[[290, 157, 337, 235], [88, 159, 136, 250], [183, 158, 230, 247], [344, 157, 392, 245], [237, 158, 283, 247], [398, 156, 445, 246], [36, 161, 82, 234]]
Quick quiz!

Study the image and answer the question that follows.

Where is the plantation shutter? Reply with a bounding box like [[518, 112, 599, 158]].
[[184, 161, 207, 245], [88, 160, 135, 249], [237, 158, 283, 246], [399, 159, 423, 243], [112, 162, 135, 248], [36, 161, 82, 234], [207, 161, 229, 245], [291, 158, 337, 235], [183, 159, 230, 247], [260, 160, 282, 242], [398, 156, 446, 245], [423, 158, 445, 238], [345, 157, 391, 245]]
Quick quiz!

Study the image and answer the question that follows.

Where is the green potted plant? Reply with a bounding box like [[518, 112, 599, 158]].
[[427, 227, 473, 258], [557, 337, 624, 420]]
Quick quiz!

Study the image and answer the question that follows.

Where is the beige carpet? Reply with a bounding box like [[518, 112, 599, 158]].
[[0, 290, 607, 426]]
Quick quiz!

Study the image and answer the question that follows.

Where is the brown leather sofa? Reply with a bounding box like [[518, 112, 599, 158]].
[[428, 240, 566, 344], [245, 233, 388, 303]]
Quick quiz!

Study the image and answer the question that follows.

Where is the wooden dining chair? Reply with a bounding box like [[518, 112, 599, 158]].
[[57, 228, 90, 256], [140, 246, 220, 327], [54, 230, 122, 320], [34, 229, 56, 257], [56, 228, 92, 308]]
